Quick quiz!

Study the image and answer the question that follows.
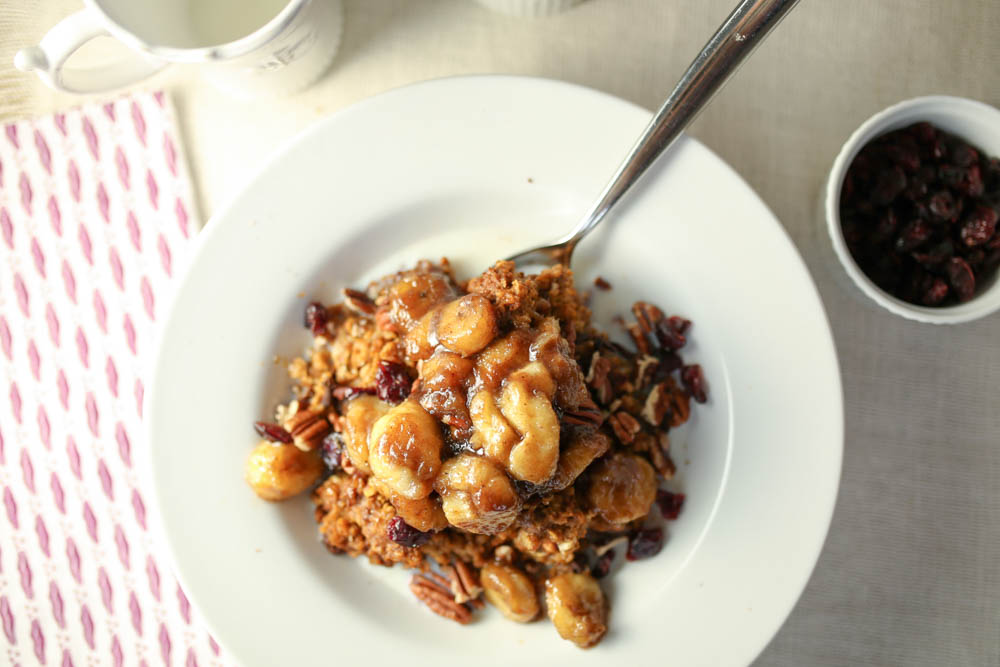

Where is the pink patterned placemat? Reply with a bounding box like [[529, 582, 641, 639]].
[[0, 92, 225, 667]]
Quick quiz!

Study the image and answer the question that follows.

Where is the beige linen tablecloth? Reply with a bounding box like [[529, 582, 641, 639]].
[[2, 1, 998, 665]]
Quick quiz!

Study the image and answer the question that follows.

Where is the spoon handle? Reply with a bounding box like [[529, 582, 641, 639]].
[[564, 0, 800, 250]]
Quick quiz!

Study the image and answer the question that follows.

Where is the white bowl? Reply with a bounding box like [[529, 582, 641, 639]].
[[824, 95, 1000, 324], [148, 76, 842, 666]]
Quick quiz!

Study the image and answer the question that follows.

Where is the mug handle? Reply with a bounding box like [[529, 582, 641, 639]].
[[14, 9, 167, 94]]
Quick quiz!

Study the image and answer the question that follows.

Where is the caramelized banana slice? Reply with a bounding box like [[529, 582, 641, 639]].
[[499, 362, 560, 484], [585, 452, 657, 528], [472, 330, 532, 392], [433, 453, 521, 534], [549, 428, 610, 492], [545, 573, 607, 648], [481, 562, 539, 623], [403, 311, 438, 362], [341, 394, 391, 475], [375, 480, 449, 533], [245, 440, 324, 501], [435, 294, 499, 357], [368, 399, 443, 500], [530, 317, 590, 409], [418, 350, 475, 436], [386, 271, 456, 331], [469, 390, 519, 463]]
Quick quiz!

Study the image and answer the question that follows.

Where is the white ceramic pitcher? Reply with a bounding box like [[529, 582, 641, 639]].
[[15, 0, 343, 98]]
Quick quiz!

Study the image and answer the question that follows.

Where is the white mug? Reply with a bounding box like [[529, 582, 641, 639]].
[[15, 0, 343, 98]]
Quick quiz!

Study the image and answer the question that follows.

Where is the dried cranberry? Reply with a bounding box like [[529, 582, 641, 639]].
[[680, 364, 708, 403], [894, 219, 933, 252], [984, 157, 1000, 191], [626, 528, 664, 561], [911, 199, 931, 222], [966, 249, 985, 269], [668, 315, 691, 335], [983, 249, 1000, 275], [253, 421, 292, 444], [871, 209, 899, 243], [910, 239, 953, 269], [886, 139, 921, 173], [909, 122, 937, 145], [939, 164, 965, 187], [656, 489, 686, 520], [921, 278, 949, 306], [655, 350, 683, 377], [567, 550, 590, 574], [375, 360, 412, 404], [928, 190, 958, 221], [960, 164, 985, 198], [591, 549, 615, 578], [950, 142, 979, 168], [320, 432, 345, 470], [930, 136, 948, 161], [903, 177, 928, 201], [387, 516, 430, 548], [960, 205, 998, 247], [303, 301, 329, 336], [946, 257, 976, 302], [872, 165, 907, 205], [654, 320, 685, 350]]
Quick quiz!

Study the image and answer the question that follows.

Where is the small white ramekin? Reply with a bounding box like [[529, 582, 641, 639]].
[[471, 0, 583, 17], [825, 96, 1000, 324]]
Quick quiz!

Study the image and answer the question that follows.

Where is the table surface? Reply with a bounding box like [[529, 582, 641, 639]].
[[3, 1, 999, 665]]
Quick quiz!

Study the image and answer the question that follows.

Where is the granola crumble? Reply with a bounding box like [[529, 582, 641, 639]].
[[245, 259, 705, 648]]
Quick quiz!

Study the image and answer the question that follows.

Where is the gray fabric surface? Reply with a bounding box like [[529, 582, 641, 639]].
[[2, 1, 998, 664]]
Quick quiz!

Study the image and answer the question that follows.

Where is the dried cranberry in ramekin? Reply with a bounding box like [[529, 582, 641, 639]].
[[822, 95, 1000, 324], [838, 122, 1000, 307]]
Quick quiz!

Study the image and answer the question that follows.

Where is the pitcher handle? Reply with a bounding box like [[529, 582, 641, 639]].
[[15, 9, 167, 94]]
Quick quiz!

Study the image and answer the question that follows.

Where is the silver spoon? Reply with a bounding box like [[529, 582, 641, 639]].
[[508, 0, 800, 268]]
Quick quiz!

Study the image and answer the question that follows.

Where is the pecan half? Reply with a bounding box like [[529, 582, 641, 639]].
[[632, 301, 685, 350], [282, 409, 330, 451], [563, 396, 604, 427], [669, 388, 691, 427], [426, 571, 453, 591], [342, 288, 377, 316], [444, 560, 484, 605], [585, 352, 613, 405], [647, 431, 676, 478], [641, 382, 671, 427], [631, 302, 665, 337], [634, 354, 659, 391], [608, 411, 641, 445], [624, 323, 650, 354], [409, 574, 472, 624]]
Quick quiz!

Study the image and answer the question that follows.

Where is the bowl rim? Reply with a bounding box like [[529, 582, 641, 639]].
[[824, 94, 1000, 324], [145, 74, 844, 667]]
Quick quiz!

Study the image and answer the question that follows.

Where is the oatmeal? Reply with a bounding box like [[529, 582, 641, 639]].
[[244, 259, 706, 648]]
